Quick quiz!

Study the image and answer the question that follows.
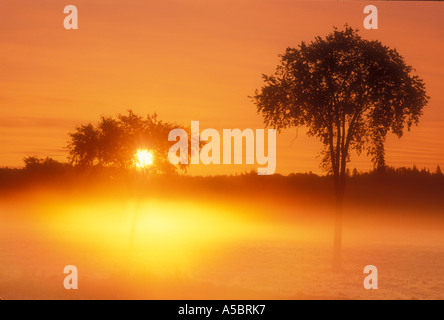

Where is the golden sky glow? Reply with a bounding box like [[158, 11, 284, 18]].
[[1, 1, 443, 174]]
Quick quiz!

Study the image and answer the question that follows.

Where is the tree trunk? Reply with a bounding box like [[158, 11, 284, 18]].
[[332, 175, 345, 271]]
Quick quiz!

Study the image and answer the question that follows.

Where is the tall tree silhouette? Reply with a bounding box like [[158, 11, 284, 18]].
[[252, 26, 429, 269]]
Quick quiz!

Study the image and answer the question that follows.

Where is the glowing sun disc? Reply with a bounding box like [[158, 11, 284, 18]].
[[134, 149, 153, 168]]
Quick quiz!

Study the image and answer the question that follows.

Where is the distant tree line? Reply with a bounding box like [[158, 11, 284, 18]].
[[16, 156, 444, 180]]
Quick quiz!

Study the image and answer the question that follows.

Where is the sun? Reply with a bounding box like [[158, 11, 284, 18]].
[[134, 149, 153, 168]]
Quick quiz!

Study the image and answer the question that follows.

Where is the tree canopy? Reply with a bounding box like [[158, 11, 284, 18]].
[[252, 26, 429, 187], [67, 110, 187, 174]]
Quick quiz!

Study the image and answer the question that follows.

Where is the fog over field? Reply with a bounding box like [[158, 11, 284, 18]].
[[1, 171, 443, 299]]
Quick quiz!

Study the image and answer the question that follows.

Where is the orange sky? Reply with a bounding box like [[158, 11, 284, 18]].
[[1, 0, 443, 175]]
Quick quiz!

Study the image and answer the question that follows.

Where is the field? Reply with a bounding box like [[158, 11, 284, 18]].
[[1, 170, 443, 299]]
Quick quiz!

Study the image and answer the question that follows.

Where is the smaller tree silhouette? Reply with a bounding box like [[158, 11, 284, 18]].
[[67, 110, 189, 174]]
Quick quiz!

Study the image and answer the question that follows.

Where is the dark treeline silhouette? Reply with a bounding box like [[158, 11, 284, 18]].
[[1, 163, 442, 213]]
